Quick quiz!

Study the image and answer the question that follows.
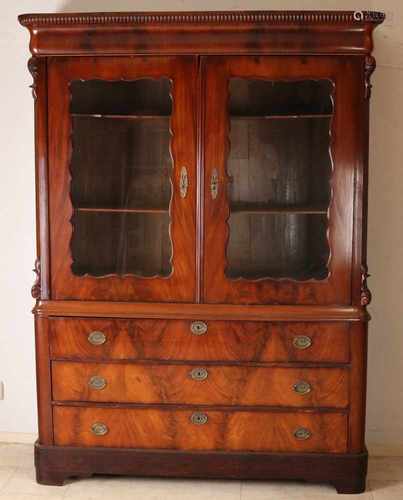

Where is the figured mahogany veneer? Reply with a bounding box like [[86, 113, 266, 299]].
[[53, 406, 348, 453], [21, 9, 383, 493], [49, 318, 350, 363], [52, 362, 349, 407]]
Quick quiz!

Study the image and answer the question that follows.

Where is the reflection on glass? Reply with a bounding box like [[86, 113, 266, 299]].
[[226, 79, 333, 281], [70, 79, 173, 277]]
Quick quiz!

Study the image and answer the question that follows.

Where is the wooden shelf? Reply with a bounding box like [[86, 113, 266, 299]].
[[75, 207, 169, 214], [231, 113, 332, 120], [71, 113, 170, 120], [231, 203, 328, 215]]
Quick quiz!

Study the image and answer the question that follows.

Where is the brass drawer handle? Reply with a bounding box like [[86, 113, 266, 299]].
[[189, 367, 208, 381], [190, 412, 208, 425], [293, 381, 311, 395], [88, 331, 107, 346], [190, 321, 208, 335], [211, 169, 219, 199], [91, 422, 108, 436], [293, 335, 312, 350], [294, 427, 312, 440], [179, 166, 188, 198], [89, 376, 107, 390]]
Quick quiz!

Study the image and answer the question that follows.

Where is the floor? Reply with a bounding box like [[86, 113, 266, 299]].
[[0, 444, 402, 499]]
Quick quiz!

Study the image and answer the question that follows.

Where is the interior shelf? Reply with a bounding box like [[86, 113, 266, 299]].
[[75, 207, 169, 214], [230, 203, 328, 215], [231, 114, 333, 120], [71, 113, 170, 120]]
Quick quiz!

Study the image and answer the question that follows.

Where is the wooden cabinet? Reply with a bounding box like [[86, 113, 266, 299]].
[[20, 10, 384, 494]]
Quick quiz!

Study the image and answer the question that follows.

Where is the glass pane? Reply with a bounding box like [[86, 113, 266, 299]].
[[70, 79, 173, 277], [226, 79, 333, 281]]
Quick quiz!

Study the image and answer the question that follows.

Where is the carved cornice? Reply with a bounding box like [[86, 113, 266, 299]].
[[18, 10, 385, 28], [31, 258, 41, 299], [364, 55, 376, 99], [28, 57, 39, 100], [360, 264, 372, 306]]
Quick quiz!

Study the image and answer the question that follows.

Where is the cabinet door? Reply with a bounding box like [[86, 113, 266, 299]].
[[203, 56, 362, 304], [48, 57, 197, 301]]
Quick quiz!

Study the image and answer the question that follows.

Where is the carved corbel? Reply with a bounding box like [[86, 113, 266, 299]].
[[28, 56, 39, 100], [31, 258, 41, 299], [360, 264, 372, 306], [364, 55, 376, 99]]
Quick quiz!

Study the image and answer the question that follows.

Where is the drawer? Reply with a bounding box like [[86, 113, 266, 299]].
[[52, 362, 349, 408], [49, 318, 349, 363], [53, 406, 348, 453]]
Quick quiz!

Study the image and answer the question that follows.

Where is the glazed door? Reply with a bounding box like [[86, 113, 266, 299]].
[[203, 56, 362, 304], [48, 57, 197, 301]]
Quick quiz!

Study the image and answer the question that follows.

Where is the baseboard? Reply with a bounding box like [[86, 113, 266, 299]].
[[0, 432, 402, 456], [0, 432, 37, 444]]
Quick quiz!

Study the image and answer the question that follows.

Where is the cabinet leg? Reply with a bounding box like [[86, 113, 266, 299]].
[[36, 466, 69, 486], [333, 476, 366, 494]]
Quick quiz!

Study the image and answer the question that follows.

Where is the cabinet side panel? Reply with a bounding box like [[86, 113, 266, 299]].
[[30, 57, 50, 299], [35, 316, 53, 445], [349, 321, 368, 452]]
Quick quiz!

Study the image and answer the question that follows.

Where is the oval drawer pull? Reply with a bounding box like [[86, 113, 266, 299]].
[[88, 376, 107, 390], [293, 381, 311, 395], [190, 321, 208, 335], [294, 427, 312, 441], [91, 422, 109, 436], [189, 367, 208, 381], [88, 331, 107, 346], [293, 335, 312, 350], [190, 412, 208, 425]]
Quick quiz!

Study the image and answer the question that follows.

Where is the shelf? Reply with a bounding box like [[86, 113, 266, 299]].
[[75, 207, 169, 214], [71, 113, 170, 120], [231, 114, 332, 120], [230, 203, 328, 215]]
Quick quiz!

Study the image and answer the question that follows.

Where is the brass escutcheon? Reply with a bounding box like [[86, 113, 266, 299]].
[[88, 331, 107, 346], [189, 367, 208, 381], [190, 321, 208, 335], [89, 375, 107, 391], [91, 422, 108, 436], [211, 169, 219, 199], [190, 412, 208, 425], [293, 380, 311, 395], [179, 166, 189, 198], [294, 427, 312, 440], [293, 335, 312, 350]]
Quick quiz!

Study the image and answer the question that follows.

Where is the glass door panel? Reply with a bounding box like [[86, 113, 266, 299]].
[[48, 57, 197, 301], [70, 79, 173, 277], [227, 79, 333, 281], [203, 56, 359, 305]]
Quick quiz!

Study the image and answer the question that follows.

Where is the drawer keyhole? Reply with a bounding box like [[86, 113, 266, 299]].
[[190, 412, 208, 425], [189, 367, 208, 381], [190, 321, 208, 335]]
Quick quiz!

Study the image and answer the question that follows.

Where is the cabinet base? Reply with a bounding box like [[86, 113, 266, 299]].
[[35, 442, 367, 494]]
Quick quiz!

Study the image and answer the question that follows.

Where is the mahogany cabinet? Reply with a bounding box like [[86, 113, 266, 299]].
[[20, 10, 384, 493]]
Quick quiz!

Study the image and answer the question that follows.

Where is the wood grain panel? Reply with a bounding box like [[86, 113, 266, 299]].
[[53, 406, 347, 452], [52, 362, 348, 408], [50, 318, 350, 363]]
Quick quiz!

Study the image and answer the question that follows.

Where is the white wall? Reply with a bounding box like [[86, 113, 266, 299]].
[[1, 1, 402, 453]]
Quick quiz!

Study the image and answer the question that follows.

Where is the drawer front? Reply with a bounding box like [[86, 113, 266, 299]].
[[50, 318, 349, 363], [52, 362, 349, 408], [53, 406, 347, 453]]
